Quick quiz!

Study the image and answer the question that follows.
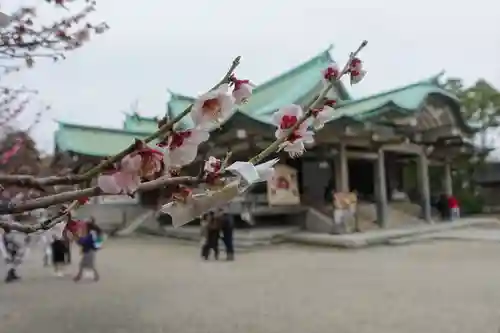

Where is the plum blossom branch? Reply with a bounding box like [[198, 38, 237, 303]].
[[248, 40, 368, 165], [0, 56, 242, 189], [0, 41, 370, 232]]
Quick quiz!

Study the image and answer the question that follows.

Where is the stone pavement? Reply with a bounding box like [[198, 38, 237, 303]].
[[3, 236, 500, 333], [284, 217, 499, 248], [390, 226, 500, 245]]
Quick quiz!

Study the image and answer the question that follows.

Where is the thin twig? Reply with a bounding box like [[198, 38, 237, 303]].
[[248, 41, 368, 165], [0, 56, 242, 189], [0, 200, 79, 233], [221, 151, 233, 169]]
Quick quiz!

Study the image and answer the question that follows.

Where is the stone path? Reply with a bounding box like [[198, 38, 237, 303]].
[[2, 236, 500, 333], [391, 226, 500, 245]]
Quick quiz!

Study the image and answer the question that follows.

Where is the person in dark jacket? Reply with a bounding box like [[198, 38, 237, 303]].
[[201, 211, 221, 260], [220, 211, 235, 261], [436, 193, 449, 220], [51, 233, 67, 277]]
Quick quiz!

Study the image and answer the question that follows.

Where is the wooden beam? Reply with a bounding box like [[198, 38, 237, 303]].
[[346, 151, 378, 160], [420, 125, 462, 142], [381, 142, 424, 155]]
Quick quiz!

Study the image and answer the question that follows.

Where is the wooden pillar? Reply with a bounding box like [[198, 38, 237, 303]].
[[374, 148, 388, 227], [417, 152, 432, 222], [443, 161, 453, 196], [335, 142, 349, 192]]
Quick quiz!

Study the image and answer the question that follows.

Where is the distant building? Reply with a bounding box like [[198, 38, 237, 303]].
[[54, 46, 480, 229]]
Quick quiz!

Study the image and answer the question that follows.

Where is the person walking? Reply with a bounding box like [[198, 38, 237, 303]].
[[201, 211, 221, 261], [220, 211, 235, 261], [51, 233, 67, 277], [74, 219, 102, 282], [199, 213, 209, 258], [0, 225, 29, 283], [63, 228, 72, 265], [47, 220, 67, 277], [39, 231, 52, 267], [447, 195, 460, 221]]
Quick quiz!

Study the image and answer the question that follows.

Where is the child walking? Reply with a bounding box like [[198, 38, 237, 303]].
[[74, 219, 103, 282]]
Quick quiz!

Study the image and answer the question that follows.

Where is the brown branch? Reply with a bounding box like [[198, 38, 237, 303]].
[[0, 199, 79, 233], [2, 175, 201, 215], [0, 212, 66, 233], [0, 56, 242, 189]]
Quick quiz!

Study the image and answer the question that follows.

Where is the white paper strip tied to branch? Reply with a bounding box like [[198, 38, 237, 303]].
[[225, 158, 279, 192], [160, 181, 240, 228], [160, 159, 279, 228]]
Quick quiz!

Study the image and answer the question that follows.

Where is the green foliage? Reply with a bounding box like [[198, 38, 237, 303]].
[[457, 191, 484, 215], [0, 130, 41, 174], [449, 155, 484, 214], [443, 78, 500, 132], [442, 78, 500, 214]]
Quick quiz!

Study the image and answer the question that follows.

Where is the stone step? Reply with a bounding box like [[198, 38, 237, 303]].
[[115, 210, 156, 236]]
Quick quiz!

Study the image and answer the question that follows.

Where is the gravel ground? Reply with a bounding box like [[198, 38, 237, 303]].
[[2, 236, 500, 333]]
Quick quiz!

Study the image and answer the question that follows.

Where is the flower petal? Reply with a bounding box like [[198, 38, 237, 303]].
[[97, 174, 122, 194], [187, 129, 210, 144], [121, 154, 142, 173], [114, 172, 141, 194], [168, 144, 199, 167]]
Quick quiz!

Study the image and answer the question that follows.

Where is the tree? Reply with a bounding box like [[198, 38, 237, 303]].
[[0, 40, 369, 233], [442, 78, 500, 213], [0, 0, 108, 228], [443, 78, 500, 148], [0, 0, 109, 131], [0, 130, 41, 174], [0, 1, 108, 71]]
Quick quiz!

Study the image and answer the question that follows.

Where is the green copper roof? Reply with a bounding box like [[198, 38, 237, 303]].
[[166, 93, 195, 130], [167, 46, 341, 129], [123, 113, 158, 133], [329, 75, 475, 132], [55, 122, 157, 157]]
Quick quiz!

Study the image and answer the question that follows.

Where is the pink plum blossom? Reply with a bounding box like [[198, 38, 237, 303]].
[[161, 129, 210, 168], [349, 57, 366, 84], [191, 84, 235, 129], [203, 156, 222, 184], [136, 146, 164, 179], [97, 154, 142, 195], [203, 156, 222, 174], [230, 76, 254, 105], [97, 144, 165, 195], [322, 63, 340, 84], [311, 99, 336, 130], [272, 104, 314, 158]]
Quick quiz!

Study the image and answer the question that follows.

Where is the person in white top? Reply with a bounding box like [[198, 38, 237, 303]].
[[1, 216, 31, 283]]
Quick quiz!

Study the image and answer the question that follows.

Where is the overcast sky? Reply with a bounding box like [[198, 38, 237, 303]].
[[2, 0, 499, 154]]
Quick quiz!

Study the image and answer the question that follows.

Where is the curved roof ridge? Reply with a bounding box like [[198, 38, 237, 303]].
[[56, 120, 152, 135], [125, 112, 158, 122], [168, 90, 195, 102], [337, 74, 452, 107]]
